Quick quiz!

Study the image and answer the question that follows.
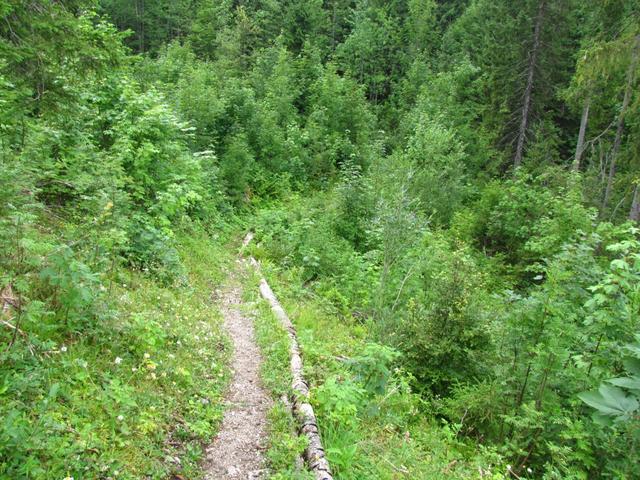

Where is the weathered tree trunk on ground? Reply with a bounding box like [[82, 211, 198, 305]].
[[514, 0, 546, 168], [242, 233, 333, 480], [573, 97, 590, 171], [602, 35, 640, 216]]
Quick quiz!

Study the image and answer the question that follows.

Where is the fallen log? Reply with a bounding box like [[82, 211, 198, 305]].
[[242, 233, 333, 480]]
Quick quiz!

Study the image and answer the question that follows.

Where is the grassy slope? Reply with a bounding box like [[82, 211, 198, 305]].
[[247, 251, 508, 480], [0, 232, 232, 479], [3, 220, 508, 480], [242, 263, 313, 480]]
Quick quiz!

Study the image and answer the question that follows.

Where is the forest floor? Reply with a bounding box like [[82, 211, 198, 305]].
[[203, 259, 272, 479]]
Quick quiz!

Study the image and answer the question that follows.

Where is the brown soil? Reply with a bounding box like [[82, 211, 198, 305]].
[[203, 261, 272, 479]]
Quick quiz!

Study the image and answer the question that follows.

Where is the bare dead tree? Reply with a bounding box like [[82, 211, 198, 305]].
[[630, 182, 640, 222], [601, 35, 640, 215], [573, 96, 590, 171], [514, 0, 546, 168]]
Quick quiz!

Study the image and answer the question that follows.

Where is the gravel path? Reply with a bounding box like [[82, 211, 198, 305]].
[[204, 261, 271, 479]]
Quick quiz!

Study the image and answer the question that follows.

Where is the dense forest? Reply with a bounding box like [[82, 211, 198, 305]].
[[1, 0, 639, 478]]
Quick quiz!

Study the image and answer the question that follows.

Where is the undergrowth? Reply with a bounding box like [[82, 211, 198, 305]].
[[0, 233, 231, 479], [243, 262, 312, 480], [249, 255, 509, 480]]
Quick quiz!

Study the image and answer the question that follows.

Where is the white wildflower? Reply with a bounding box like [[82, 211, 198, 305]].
[[60, 345, 67, 353], [143, 352, 150, 359], [114, 357, 122, 365], [117, 415, 124, 421]]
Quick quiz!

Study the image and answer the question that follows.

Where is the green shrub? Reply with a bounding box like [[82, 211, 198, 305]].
[[380, 232, 494, 394], [452, 170, 595, 281]]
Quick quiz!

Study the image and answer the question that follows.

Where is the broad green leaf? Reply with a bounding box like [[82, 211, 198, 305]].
[[623, 358, 640, 376], [608, 376, 640, 392], [579, 391, 620, 416], [579, 384, 639, 418], [598, 384, 639, 414], [592, 411, 614, 427]]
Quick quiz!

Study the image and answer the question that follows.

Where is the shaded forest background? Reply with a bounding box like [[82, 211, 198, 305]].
[[1, 0, 639, 478]]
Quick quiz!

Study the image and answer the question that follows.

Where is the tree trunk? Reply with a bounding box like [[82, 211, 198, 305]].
[[514, 0, 546, 168], [331, 2, 337, 49], [243, 233, 333, 480], [630, 183, 640, 222], [573, 97, 590, 171], [602, 35, 640, 215]]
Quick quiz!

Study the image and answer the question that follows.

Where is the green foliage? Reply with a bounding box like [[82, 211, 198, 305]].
[[100, 0, 197, 53], [1, 1, 127, 112], [347, 343, 400, 396], [442, 0, 580, 166], [39, 247, 102, 330], [219, 133, 255, 205], [453, 224, 640, 478], [304, 64, 378, 183], [125, 221, 185, 283], [397, 60, 499, 175], [259, 273, 508, 479], [0, 5, 234, 477], [580, 383, 639, 425], [403, 117, 468, 225], [381, 231, 494, 393], [253, 201, 638, 477], [335, 5, 404, 103], [252, 198, 379, 314], [580, 241, 640, 426], [4, 0, 640, 477], [0, 234, 231, 479], [452, 170, 595, 280], [333, 161, 376, 251]]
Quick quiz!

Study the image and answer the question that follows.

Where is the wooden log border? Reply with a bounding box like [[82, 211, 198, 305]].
[[242, 233, 333, 480]]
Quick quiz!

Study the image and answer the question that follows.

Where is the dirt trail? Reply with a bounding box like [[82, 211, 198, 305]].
[[204, 260, 271, 479]]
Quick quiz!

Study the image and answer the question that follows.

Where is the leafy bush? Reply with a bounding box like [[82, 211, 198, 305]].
[[0, 235, 230, 479], [380, 232, 494, 393], [452, 170, 595, 281], [402, 117, 469, 225], [125, 221, 185, 284], [347, 343, 400, 396], [333, 161, 376, 251], [39, 247, 103, 331]]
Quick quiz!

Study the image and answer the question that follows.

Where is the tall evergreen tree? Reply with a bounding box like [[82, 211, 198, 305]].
[[443, 0, 580, 169]]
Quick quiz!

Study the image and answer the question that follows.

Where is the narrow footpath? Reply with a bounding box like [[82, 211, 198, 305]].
[[204, 260, 272, 479]]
